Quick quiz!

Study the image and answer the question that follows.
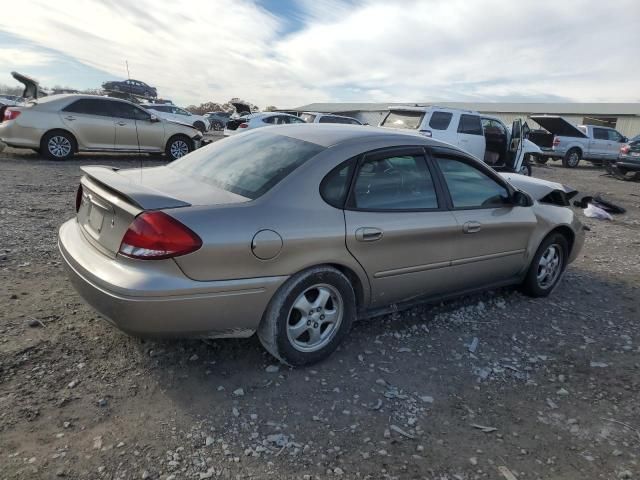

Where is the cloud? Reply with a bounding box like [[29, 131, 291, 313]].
[[0, 0, 638, 105]]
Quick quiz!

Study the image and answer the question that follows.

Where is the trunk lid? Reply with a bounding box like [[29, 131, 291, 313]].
[[231, 102, 252, 116], [529, 115, 588, 138], [77, 166, 247, 256], [11, 71, 42, 100]]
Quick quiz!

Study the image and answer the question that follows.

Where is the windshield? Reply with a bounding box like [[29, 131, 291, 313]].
[[169, 131, 325, 199], [380, 110, 424, 129]]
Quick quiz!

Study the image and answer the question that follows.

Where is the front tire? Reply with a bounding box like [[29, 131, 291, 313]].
[[521, 233, 568, 297], [562, 148, 581, 168], [194, 121, 206, 133], [41, 131, 75, 161], [165, 135, 192, 161], [257, 266, 356, 366]]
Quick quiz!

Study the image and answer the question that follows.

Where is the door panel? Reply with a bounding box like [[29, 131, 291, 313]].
[[343, 149, 459, 306], [456, 114, 486, 159], [591, 128, 610, 159], [60, 98, 115, 150], [435, 155, 537, 290], [111, 101, 165, 152], [345, 210, 459, 306]]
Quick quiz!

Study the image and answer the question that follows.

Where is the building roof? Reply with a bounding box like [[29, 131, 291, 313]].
[[292, 102, 640, 116]]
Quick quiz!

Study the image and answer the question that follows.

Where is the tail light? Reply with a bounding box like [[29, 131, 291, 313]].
[[3, 109, 21, 121], [75, 185, 83, 212], [238, 123, 249, 129], [620, 144, 630, 154], [119, 211, 202, 260], [552, 136, 560, 147], [419, 129, 432, 137]]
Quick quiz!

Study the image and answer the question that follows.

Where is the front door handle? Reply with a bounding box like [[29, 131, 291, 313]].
[[355, 227, 383, 242], [64, 116, 76, 121], [116, 121, 127, 126], [463, 221, 481, 234]]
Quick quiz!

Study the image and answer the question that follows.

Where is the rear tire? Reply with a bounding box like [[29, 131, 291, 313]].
[[535, 156, 549, 165], [521, 233, 568, 297], [41, 131, 75, 161], [212, 121, 224, 131], [562, 148, 581, 168], [165, 135, 192, 161], [257, 266, 356, 366]]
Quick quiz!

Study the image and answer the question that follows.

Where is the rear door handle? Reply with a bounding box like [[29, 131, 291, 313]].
[[463, 221, 481, 234], [355, 227, 383, 242], [116, 121, 127, 126]]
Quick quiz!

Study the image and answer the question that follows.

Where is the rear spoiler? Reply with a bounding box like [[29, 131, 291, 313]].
[[81, 166, 191, 210]]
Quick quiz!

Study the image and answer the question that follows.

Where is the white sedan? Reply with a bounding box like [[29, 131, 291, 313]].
[[223, 112, 305, 136], [144, 104, 211, 132]]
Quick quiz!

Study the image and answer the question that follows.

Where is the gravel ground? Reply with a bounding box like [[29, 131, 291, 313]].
[[0, 147, 639, 480]]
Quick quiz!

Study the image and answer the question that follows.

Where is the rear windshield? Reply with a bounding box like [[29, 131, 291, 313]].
[[380, 110, 424, 129], [168, 131, 324, 199]]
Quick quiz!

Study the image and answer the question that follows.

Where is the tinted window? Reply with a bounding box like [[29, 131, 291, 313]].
[[437, 157, 509, 208], [63, 99, 112, 117], [607, 130, 622, 142], [169, 131, 324, 199], [380, 110, 424, 130], [593, 128, 608, 140], [300, 113, 317, 123], [429, 111, 453, 130], [352, 155, 438, 210], [319, 115, 359, 124], [110, 102, 151, 120], [320, 160, 355, 208], [457, 114, 483, 135]]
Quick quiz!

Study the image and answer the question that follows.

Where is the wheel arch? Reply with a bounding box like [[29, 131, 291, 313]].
[[548, 225, 575, 256], [41, 128, 79, 152]]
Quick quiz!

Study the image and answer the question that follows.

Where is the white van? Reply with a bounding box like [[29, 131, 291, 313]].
[[379, 106, 540, 176]]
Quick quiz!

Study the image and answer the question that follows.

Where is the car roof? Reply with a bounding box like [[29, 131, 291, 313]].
[[387, 105, 479, 114], [261, 124, 441, 148], [35, 94, 139, 106]]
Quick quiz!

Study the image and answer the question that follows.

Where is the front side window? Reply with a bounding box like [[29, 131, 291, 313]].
[[429, 111, 453, 130], [110, 101, 151, 121], [380, 110, 424, 130], [436, 157, 509, 208], [169, 131, 325, 199], [63, 99, 112, 117], [457, 114, 483, 135], [607, 130, 622, 142], [351, 154, 438, 210]]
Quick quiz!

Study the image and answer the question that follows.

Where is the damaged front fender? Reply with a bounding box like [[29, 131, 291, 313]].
[[500, 173, 578, 206]]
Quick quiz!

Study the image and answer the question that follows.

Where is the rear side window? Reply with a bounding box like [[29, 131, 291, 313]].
[[319, 115, 358, 124], [380, 110, 424, 130], [320, 159, 356, 208], [428, 111, 453, 130], [592, 128, 608, 140], [351, 154, 438, 210], [457, 114, 483, 135], [169, 131, 325, 199], [63, 99, 112, 117]]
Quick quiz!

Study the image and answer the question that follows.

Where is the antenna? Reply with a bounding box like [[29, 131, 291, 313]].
[[125, 60, 143, 175]]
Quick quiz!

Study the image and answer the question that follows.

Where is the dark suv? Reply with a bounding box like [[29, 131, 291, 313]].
[[102, 79, 157, 98]]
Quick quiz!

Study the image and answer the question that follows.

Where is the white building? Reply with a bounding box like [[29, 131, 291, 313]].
[[291, 102, 640, 137]]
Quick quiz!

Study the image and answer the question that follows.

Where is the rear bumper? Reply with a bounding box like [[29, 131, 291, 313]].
[[58, 219, 287, 338], [615, 156, 640, 171]]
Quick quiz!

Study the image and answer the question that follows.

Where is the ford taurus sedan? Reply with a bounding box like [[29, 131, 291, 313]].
[[58, 125, 585, 365]]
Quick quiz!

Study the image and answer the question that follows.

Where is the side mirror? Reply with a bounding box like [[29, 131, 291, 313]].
[[511, 190, 533, 207], [150, 114, 160, 123]]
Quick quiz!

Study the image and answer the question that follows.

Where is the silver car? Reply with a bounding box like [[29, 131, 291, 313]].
[[0, 94, 203, 161], [58, 125, 585, 365]]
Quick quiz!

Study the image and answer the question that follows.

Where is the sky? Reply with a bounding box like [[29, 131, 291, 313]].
[[0, 0, 638, 108]]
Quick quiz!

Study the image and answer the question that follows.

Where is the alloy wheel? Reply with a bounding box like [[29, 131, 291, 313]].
[[536, 244, 562, 289], [568, 152, 580, 167], [286, 284, 343, 353], [48, 136, 72, 158], [170, 140, 189, 159]]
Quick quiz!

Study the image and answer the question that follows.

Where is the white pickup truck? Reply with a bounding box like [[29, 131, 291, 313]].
[[529, 115, 628, 168]]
